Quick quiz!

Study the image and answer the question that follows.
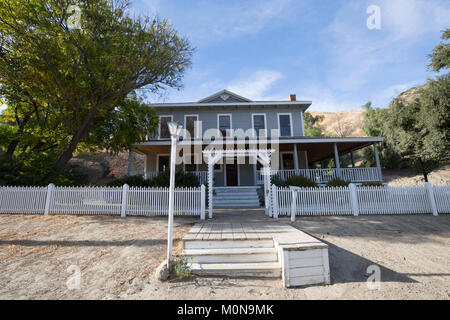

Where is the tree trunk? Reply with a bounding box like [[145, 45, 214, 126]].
[[423, 171, 429, 183], [6, 140, 19, 156]]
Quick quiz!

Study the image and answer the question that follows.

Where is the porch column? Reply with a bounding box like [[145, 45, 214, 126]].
[[253, 162, 257, 185], [263, 164, 272, 216], [208, 162, 214, 219], [350, 151, 355, 168], [143, 154, 148, 179], [373, 143, 382, 181], [293, 144, 299, 171], [127, 151, 133, 176], [333, 143, 341, 178]]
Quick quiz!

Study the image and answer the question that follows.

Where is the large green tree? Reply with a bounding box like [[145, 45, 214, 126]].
[[359, 101, 403, 168], [303, 112, 324, 137], [0, 0, 192, 178], [384, 75, 449, 181]]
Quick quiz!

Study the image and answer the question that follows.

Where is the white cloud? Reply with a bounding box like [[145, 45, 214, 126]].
[[380, 0, 450, 40], [227, 70, 283, 100]]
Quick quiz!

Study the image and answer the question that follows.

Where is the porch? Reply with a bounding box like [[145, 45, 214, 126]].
[[132, 136, 384, 186]]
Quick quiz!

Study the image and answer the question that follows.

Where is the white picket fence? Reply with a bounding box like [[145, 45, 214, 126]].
[[0, 184, 206, 219], [272, 183, 450, 219]]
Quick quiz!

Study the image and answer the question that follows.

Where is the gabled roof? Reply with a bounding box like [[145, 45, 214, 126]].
[[198, 89, 252, 103]]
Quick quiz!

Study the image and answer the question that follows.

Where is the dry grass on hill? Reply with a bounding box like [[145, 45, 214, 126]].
[[310, 109, 366, 137]]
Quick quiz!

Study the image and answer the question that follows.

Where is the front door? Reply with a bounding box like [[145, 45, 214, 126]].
[[158, 155, 170, 172], [226, 162, 238, 186]]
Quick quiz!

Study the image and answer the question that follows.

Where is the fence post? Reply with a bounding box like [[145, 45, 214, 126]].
[[44, 183, 55, 216], [200, 184, 206, 220], [121, 184, 129, 217], [349, 183, 359, 216], [272, 184, 279, 219], [424, 182, 438, 216], [290, 187, 298, 222]]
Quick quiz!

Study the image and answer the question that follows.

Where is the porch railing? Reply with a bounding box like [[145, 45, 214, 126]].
[[257, 168, 382, 185]]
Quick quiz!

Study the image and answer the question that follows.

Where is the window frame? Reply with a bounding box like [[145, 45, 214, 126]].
[[158, 115, 173, 139], [251, 113, 267, 137], [184, 114, 199, 139], [280, 151, 295, 170], [277, 113, 293, 137], [156, 154, 170, 172], [217, 113, 232, 137]]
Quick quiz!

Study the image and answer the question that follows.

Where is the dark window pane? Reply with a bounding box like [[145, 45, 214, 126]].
[[185, 116, 197, 138], [160, 117, 171, 138], [253, 115, 265, 135], [279, 115, 291, 136], [219, 115, 231, 137]]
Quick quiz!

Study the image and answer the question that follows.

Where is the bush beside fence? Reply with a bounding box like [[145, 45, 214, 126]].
[[0, 184, 206, 219], [273, 183, 450, 219]]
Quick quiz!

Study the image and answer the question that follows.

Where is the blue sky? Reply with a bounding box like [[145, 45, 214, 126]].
[[132, 0, 449, 111]]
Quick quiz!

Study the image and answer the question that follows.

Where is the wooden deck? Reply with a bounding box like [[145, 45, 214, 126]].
[[183, 222, 327, 250]]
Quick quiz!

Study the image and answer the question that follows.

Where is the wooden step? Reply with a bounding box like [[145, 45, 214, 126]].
[[184, 239, 274, 250], [189, 262, 282, 278], [184, 248, 278, 264]]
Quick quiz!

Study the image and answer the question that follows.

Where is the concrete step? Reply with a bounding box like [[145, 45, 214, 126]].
[[185, 248, 278, 264], [214, 188, 259, 193], [214, 203, 260, 208], [214, 194, 259, 199], [184, 239, 274, 250], [189, 262, 282, 278], [214, 198, 259, 206]]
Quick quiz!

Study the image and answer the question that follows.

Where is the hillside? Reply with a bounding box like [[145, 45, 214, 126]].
[[309, 109, 366, 137]]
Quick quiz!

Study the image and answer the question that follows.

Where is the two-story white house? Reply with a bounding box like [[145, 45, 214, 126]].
[[132, 89, 383, 208]]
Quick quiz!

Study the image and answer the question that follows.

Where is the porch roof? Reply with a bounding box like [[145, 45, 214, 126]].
[[133, 136, 383, 165]]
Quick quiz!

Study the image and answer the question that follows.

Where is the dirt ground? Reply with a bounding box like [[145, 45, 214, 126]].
[[0, 213, 449, 300]]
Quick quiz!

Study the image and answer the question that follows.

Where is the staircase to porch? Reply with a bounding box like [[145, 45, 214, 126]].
[[183, 223, 281, 278], [213, 186, 261, 208]]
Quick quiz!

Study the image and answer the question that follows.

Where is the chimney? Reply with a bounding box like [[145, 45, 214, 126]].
[[289, 94, 296, 101]]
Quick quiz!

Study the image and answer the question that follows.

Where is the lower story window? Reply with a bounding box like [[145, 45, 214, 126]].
[[281, 153, 295, 170]]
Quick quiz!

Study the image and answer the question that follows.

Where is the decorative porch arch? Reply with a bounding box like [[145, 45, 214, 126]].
[[203, 149, 275, 219]]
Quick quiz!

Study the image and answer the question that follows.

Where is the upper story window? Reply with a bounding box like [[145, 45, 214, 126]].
[[278, 113, 292, 137], [184, 115, 198, 139], [218, 114, 232, 137], [159, 115, 173, 139], [252, 114, 266, 136]]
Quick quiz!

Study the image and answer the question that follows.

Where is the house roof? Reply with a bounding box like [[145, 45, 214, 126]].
[[150, 89, 312, 110]]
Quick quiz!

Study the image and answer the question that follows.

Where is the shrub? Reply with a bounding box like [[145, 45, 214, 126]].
[[361, 182, 384, 187], [106, 170, 201, 188], [326, 178, 350, 187], [284, 174, 318, 188], [106, 175, 151, 187], [270, 174, 287, 187]]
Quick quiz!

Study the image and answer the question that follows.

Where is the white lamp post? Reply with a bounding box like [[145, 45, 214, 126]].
[[167, 121, 182, 269]]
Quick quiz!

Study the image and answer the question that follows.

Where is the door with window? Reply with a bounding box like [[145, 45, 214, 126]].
[[158, 155, 170, 172]]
